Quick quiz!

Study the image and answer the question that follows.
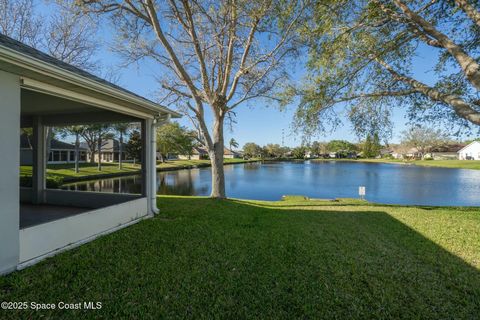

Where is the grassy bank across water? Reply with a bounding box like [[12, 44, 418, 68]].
[[156, 158, 257, 171], [19, 158, 257, 185], [312, 158, 480, 170], [1, 196, 479, 318]]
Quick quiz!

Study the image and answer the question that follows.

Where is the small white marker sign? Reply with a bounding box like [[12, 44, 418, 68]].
[[359, 186, 366, 199]]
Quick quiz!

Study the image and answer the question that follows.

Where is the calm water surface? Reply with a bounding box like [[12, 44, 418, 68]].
[[62, 161, 480, 206]]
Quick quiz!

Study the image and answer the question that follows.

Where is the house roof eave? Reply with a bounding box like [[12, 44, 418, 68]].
[[457, 141, 480, 153], [0, 34, 181, 119]]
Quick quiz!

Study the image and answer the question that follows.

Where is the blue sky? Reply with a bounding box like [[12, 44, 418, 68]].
[[37, 2, 476, 148], [100, 41, 435, 147]]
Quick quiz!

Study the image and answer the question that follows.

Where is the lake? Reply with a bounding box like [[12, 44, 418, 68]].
[[62, 161, 480, 206]]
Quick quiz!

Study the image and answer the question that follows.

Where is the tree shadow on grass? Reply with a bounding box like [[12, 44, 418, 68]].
[[156, 197, 480, 318], [1, 196, 479, 319]]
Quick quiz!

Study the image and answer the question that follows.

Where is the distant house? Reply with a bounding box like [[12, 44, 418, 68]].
[[178, 146, 241, 160], [426, 144, 465, 160], [329, 151, 357, 159], [390, 146, 408, 159], [82, 139, 130, 163], [224, 148, 241, 159], [178, 146, 209, 160], [378, 149, 393, 158], [392, 144, 466, 160], [458, 141, 480, 160], [20, 134, 87, 165], [390, 147, 420, 160]]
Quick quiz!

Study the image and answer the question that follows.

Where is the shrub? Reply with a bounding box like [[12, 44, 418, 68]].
[[19, 176, 64, 189]]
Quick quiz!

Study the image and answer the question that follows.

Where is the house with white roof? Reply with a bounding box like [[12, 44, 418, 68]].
[[458, 141, 480, 160]]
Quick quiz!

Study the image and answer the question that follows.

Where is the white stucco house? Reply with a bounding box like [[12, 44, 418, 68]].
[[0, 34, 180, 275], [458, 141, 480, 160], [223, 148, 241, 159]]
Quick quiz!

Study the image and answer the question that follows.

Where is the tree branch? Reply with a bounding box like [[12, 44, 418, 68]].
[[221, 0, 238, 96], [330, 90, 416, 104], [375, 57, 480, 125], [181, 0, 212, 99], [373, 0, 441, 48], [393, 0, 480, 91], [454, 0, 480, 28], [143, 0, 204, 108]]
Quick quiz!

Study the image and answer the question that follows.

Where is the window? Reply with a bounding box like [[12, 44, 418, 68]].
[[48, 152, 53, 162], [53, 151, 61, 162], [60, 151, 68, 162], [70, 151, 75, 162]]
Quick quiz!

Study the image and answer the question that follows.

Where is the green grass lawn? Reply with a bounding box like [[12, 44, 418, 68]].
[[19, 159, 255, 183], [20, 162, 141, 181], [157, 158, 254, 170], [1, 197, 479, 318], [313, 158, 480, 170], [404, 159, 480, 169]]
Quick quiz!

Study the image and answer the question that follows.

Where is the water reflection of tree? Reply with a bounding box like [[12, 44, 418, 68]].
[[62, 175, 142, 194], [243, 163, 261, 171], [63, 169, 213, 196], [157, 170, 208, 196]]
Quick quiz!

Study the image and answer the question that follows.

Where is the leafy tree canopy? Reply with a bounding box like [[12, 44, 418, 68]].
[[243, 143, 263, 158], [292, 146, 307, 159], [400, 126, 451, 156], [362, 133, 382, 158], [293, 0, 480, 139], [263, 144, 289, 158], [126, 130, 142, 162], [326, 140, 357, 153], [156, 122, 195, 161]]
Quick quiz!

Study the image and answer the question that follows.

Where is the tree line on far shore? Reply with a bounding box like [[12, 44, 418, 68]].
[[243, 127, 479, 160], [150, 123, 480, 161]]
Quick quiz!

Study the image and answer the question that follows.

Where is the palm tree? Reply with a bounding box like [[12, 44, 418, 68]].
[[229, 138, 239, 151], [113, 123, 131, 169]]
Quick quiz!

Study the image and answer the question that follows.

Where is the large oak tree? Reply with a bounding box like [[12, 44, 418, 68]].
[[76, 0, 307, 198], [295, 0, 480, 138]]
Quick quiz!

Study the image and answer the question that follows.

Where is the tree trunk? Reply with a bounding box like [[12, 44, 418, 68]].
[[75, 133, 80, 173], [97, 135, 102, 171], [88, 140, 96, 164], [45, 127, 53, 162], [209, 114, 226, 199], [119, 132, 123, 170]]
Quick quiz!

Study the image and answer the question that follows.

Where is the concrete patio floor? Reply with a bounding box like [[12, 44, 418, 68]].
[[20, 204, 91, 229]]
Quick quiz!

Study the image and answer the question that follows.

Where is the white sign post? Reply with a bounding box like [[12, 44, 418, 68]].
[[358, 186, 366, 200]]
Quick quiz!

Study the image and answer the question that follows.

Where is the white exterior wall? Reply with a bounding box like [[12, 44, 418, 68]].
[[19, 198, 149, 265], [458, 141, 480, 160], [0, 70, 20, 274], [178, 154, 201, 160]]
